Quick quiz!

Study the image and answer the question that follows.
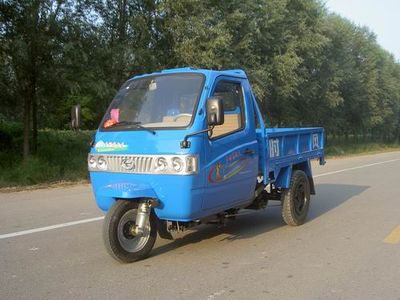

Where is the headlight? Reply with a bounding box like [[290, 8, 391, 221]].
[[97, 156, 107, 170], [185, 156, 197, 173], [172, 157, 184, 172], [154, 156, 197, 174], [155, 157, 168, 172], [88, 155, 97, 170]]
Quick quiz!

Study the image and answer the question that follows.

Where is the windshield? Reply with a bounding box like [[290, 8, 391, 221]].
[[100, 73, 204, 130]]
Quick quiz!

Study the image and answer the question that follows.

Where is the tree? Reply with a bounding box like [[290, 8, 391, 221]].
[[1, 0, 400, 158], [1, 0, 71, 158]]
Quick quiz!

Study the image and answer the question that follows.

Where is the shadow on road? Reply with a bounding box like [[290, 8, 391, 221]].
[[151, 183, 368, 258], [308, 183, 369, 221], [151, 210, 282, 258]]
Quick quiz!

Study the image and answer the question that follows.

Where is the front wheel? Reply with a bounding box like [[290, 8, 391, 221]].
[[281, 170, 311, 226], [103, 200, 157, 263]]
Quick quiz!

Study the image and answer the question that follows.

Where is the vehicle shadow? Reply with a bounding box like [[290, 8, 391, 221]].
[[151, 183, 369, 258], [307, 183, 369, 221]]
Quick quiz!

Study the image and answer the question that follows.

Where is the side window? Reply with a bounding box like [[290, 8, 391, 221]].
[[210, 81, 244, 139]]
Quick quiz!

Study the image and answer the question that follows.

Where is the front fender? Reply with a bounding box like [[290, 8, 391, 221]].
[[94, 182, 157, 212]]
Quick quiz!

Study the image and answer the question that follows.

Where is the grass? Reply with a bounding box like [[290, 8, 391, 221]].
[[0, 129, 399, 188], [0, 130, 94, 188], [325, 141, 400, 157]]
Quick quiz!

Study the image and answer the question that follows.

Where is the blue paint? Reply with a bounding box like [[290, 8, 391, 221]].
[[89, 68, 325, 221]]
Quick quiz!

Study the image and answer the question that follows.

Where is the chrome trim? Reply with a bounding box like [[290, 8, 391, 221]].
[[88, 154, 198, 175]]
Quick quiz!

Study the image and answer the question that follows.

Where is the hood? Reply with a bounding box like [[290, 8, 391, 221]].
[[90, 129, 199, 155]]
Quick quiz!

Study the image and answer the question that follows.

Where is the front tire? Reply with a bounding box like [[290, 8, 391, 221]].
[[103, 200, 157, 263], [281, 170, 311, 226]]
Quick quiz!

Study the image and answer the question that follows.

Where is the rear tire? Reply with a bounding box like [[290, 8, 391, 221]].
[[103, 200, 157, 263], [281, 170, 311, 226]]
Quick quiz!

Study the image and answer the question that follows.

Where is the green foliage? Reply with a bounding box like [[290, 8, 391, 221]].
[[325, 141, 400, 157], [1, 0, 399, 137], [0, 130, 94, 187], [0, 115, 23, 152]]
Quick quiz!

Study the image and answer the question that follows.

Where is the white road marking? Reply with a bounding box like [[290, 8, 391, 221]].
[[0, 216, 104, 240], [314, 158, 400, 178], [1, 157, 399, 241], [207, 290, 226, 299]]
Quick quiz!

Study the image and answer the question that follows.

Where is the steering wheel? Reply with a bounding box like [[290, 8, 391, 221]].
[[173, 113, 192, 122]]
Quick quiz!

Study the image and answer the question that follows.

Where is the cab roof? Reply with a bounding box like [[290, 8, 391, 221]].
[[131, 67, 248, 80]]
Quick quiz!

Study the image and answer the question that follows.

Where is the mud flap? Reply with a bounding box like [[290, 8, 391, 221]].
[[156, 219, 174, 240]]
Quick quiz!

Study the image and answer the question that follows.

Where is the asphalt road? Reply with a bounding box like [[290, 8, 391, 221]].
[[1, 151, 400, 300]]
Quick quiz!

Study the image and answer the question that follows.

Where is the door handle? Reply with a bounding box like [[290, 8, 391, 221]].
[[243, 149, 255, 155]]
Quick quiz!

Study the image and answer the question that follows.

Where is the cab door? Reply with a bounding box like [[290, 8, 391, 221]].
[[202, 77, 258, 211]]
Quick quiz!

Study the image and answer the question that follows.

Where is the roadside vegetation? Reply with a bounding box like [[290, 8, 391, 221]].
[[0, 124, 93, 188], [325, 140, 400, 157], [1, 0, 400, 187], [0, 126, 398, 188]]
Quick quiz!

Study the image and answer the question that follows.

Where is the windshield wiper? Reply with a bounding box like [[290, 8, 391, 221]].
[[105, 121, 156, 135]]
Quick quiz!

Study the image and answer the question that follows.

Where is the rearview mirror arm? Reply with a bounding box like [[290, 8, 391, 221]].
[[180, 126, 214, 149]]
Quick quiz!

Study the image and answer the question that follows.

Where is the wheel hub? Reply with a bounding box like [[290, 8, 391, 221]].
[[117, 208, 151, 253], [294, 183, 306, 215], [122, 221, 137, 239]]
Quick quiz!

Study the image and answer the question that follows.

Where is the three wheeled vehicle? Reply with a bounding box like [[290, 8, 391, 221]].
[[88, 68, 325, 263]]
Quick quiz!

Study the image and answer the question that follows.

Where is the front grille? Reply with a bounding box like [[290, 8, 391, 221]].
[[105, 155, 154, 173]]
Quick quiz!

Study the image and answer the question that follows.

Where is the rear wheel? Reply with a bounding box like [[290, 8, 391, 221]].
[[281, 170, 311, 226], [103, 200, 157, 263]]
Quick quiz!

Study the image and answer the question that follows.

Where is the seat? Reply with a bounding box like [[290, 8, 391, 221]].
[[211, 114, 240, 138]]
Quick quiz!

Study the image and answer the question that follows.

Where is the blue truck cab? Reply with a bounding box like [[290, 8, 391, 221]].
[[88, 68, 325, 263]]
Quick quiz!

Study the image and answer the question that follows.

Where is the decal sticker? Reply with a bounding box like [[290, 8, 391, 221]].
[[103, 108, 120, 128], [110, 108, 120, 122], [215, 162, 223, 181], [312, 133, 319, 149], [269, 138, 280, 157], [149, 79, 157, 91], [208, 151, 250, 183], [94, 140, 128, 152]]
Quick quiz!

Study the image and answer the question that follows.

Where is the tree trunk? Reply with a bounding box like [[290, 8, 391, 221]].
[[32, 94, 38, 154], [29, 1, 39, 155], [23, 75, 37, 160], [23, 92, 31, 160]]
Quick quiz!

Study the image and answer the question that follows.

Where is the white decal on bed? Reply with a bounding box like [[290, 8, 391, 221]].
[[312, 133, 319, 149], [269, 139, 280, 157]]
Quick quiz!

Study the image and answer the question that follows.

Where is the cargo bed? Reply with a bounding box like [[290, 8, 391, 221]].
[[256, 127, 325, 186]]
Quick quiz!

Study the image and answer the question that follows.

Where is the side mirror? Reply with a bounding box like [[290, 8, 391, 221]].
[[206, 97, 224, 126], [71, 105, 81, 130]]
